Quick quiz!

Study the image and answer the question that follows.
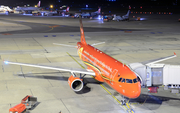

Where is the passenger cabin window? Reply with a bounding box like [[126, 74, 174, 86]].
[[118, 78, 122, 82], [121, 78, 125, 83], [126, 79, 132, 83]]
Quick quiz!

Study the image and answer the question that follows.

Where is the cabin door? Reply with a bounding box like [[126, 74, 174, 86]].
[[110, 69, 118, 85]]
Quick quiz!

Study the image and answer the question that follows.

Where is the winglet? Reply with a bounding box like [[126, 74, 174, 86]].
[[79, 16, 87, 45], [174, 52, 177, 56], [4, 60, 9, 64]]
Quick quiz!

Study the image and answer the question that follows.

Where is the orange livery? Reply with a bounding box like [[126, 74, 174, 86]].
[[76, 18, 141, 98], [4, 16, 141, 99]]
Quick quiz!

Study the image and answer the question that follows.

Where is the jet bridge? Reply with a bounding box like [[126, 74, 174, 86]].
[[129, 62, 180, 93]]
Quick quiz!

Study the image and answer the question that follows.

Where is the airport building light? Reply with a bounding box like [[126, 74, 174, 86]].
[[50, 5, 53, 8], [35, 5, 37, 7], [107, 0, 116, 1]]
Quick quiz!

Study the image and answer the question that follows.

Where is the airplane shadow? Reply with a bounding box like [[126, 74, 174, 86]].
[[28, 102, 41, 110], [128, 93, 180, 110], [16, 72, 102, 94]]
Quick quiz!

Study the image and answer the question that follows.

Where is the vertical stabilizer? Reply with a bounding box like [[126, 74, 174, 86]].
[[37, 1, 41, 7], [79, 16, 87, 45], [66, 7, 69, 12], [125, 10, 130, 17], [98, 7, 101, 14]]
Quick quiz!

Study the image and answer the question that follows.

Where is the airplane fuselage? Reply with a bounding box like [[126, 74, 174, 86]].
[[77, 42, 141, 98]]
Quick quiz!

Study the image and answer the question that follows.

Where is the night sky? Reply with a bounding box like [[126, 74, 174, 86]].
[[1, 0, 180, 9]]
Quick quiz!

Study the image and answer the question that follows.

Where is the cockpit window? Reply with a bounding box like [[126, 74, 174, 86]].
[[119, 77, 139, 83], [118, 78, 122, 82], [121, 78, 125, 83], [126, 79, 132, 83], [133, 78, 138, 83]]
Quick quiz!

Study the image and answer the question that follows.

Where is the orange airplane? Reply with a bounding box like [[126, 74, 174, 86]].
[[4, 16, 141, 100]]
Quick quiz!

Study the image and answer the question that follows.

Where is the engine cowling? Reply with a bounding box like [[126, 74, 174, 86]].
[[68, 75, 84, 92]]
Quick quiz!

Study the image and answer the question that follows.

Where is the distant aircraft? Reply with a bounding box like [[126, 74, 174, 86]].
[[4, 16, 141, 104], [57, 6, 70, 16], [113, 10, 130, 21], [59, 6, 69, 13], [38, 10, 57, 16], [0, 5, 14, 13], [37, 6, 69, 16], [74, 7, 101, 18], [15, 1, 41, 14]]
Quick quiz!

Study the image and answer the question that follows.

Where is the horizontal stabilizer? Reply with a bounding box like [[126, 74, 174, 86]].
[[91, 42, 105, 46], [53, 43, 77, 48]]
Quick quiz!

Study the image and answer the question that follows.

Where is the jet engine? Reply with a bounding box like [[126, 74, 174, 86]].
[[68, 75, 84, 92]]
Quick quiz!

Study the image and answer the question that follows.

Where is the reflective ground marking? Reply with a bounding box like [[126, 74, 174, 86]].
[[42, 25, 59, 32], [67, 52, 134, 113], [2, 33, 12, 35], [124, 31, 132, 33], [45, 27, 54, 32], [150, 32, 155, 34], [48, 25, 60, 28]]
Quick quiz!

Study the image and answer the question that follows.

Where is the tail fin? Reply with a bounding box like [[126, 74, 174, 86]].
[[124, 10, 130, 17], [98, 7, 101, 14], [37, 1, 41, 7], [66, 7, 69, 12], [79, 16, 87, 45]]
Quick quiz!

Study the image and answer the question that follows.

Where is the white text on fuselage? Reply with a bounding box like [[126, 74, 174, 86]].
[[83, 50, 112, 74]]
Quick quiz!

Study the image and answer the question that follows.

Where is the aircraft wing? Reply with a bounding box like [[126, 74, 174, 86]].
[[142, 52, 177, 65], [4, 61, 95, 76]]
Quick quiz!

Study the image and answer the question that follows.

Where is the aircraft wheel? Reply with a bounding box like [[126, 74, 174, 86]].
[[121, 100, 126, 105]]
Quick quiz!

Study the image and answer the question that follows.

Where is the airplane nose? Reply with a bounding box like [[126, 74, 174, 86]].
[[119, 82, 141, 98], [122, 88, 141, 98], [130, 85, 141, 98], [131, 90, 141, 98]]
